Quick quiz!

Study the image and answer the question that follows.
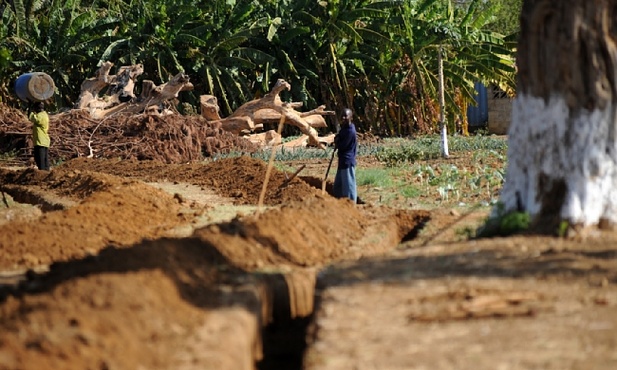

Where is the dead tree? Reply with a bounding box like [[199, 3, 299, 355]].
[[75, 63, 194, 119], [200, 79, 334, 148]]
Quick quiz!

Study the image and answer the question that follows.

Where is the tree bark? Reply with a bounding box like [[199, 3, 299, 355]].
[[499, 0, 617, 230]]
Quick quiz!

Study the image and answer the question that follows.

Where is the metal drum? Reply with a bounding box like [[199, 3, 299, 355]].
[[15, 72, 55, 102]]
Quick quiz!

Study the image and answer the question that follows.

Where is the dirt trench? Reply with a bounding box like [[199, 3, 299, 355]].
[[0, 157, 429, 370]]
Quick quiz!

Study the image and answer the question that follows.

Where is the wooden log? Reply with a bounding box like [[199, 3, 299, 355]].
[[279, 133, 334, 149], [76, 63, 144, 110], [76, 64, 193, 119], [246, 130, 282, 147], [75, 61, 115, 109], [281, 135, 309, 148], [90, 73, 194, 119], [201, 96, 330, 131], [199, 80, 334, 148], [251, 108, 328, 128], [317, 133, 336, 146]]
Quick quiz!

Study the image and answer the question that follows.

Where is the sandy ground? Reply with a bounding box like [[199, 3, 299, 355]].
[[1, 153, 617, 370]]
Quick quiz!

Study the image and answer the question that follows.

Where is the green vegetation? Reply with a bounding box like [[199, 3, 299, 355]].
[[247, 146, 332, 162], [376, 135, 508, 166], [482, 0, 524, 37], [476, 204, 531, 238], [357, 168, 396, 188], [0, 150, 19, 165], [557, 220, 570, 238], [0, 150, 17, 160], [0, 0, 517, 136], [360, 135, 507, 208]]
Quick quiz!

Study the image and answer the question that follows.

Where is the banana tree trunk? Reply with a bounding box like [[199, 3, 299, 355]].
[[498, 0, 617, 231]]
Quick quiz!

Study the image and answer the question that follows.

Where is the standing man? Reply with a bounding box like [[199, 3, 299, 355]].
[[29, 102, 50, 170], [333, 108, 357, 202]]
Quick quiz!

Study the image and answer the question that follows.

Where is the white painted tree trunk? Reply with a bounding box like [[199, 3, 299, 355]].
[[500, 95, 617, 226], [498, 0, 617, 230], [438, 46, 449, 158]]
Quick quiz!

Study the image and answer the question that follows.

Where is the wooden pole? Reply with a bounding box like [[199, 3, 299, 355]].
[[258, 115, 286, 208], [322, 148, 336, 194], [279, 164, 307, 189], [438, 45, 449, 158]]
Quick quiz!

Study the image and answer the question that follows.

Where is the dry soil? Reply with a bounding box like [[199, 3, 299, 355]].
[[1, 121, 617, 370]]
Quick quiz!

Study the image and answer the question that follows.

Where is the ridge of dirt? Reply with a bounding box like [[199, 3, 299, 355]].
[[0, 166, 190, 269], [0, 237, 265, 370], [0, 154, 428, 370], [57, 156, 324, 206], [194, 196, 429, 270]]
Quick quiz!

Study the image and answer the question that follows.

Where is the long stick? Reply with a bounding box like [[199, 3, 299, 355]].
[[321, 148, 336, 194], [258, 115, 286, 208], [279, 164, 306, 189]]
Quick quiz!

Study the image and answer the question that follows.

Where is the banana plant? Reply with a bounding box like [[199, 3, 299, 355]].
[[0, 0, 120, 106], [194, 0, 274, 115], [260, 0, 393, 118], [385, 0, 516, 135]]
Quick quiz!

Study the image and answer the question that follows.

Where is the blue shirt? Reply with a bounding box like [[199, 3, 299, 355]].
[[336, 123, 357, 169]]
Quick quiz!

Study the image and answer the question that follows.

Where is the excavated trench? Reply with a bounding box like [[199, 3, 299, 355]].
[[0, 162, 430, 369], [1, 184, 76, 212], [257, 272, 316, 370], [259, 314, 313, 370]]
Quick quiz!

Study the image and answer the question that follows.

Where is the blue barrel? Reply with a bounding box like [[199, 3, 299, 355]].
[[14, 72, 55, 102], [467, 81, 488, 127]]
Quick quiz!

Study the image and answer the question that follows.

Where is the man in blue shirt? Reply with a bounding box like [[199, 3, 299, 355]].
[[333, 108, 357, 202]]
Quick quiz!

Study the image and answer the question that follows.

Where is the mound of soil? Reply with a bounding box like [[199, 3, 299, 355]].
[[0, 167, 189, 269], [0, 153, 429, 370], [57, 156, 325, 205]]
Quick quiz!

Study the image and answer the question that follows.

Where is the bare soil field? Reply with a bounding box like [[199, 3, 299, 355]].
[[2, 107, 617, 369]]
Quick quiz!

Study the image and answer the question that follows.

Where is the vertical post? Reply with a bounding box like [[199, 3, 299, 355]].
[[439, 45, 450, 158], [258, 114, 286, 208]]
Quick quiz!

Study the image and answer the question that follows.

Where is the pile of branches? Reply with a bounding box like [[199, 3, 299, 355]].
[[0, 103, 260, 164], [0, 104, 31, 163], [50, 111, 260, 163]]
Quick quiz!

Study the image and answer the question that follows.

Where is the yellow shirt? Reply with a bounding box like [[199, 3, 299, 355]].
[[30, 111, 50, 147]]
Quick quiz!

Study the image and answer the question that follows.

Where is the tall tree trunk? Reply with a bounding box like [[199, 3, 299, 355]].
[[499, 0, 617, 230]]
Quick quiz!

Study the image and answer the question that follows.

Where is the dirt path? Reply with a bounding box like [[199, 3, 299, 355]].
[[307, 234, 617, 369]]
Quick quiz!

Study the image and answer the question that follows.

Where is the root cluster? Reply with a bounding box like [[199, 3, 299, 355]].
[[0, 104, 260, 164]]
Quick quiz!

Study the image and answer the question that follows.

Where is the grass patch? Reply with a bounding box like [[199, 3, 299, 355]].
[[475, 203, 531, 237], [399, 183, 422, 198], [357, 167, 424, 205], [357, 168, 396, 188]]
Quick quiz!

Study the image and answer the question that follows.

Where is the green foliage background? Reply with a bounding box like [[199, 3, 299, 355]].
[[0, 0, 520, 136]]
